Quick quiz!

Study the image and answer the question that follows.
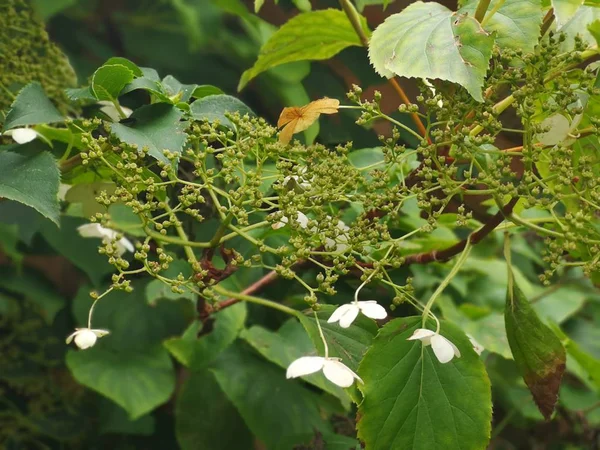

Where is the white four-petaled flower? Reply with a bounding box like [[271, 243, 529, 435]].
[[286, 356, 363, 388], [328, 300, 387, 328], [66, 328, 110, 349], [2, 127, 38, 144], [407, 328, 461, 364], [77, 223, 134, 256]]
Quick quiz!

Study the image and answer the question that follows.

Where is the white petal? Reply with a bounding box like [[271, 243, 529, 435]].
[[57, 184, 71, 201], [327, 303, 356, 324], [467, 334, 484, 355], [338, 304, 360, 328], [272, 215, 289, 230], [91, 329, 110, 338], [65, 329, 82, 344], [430, 334, 458, 364], [407, 328, 436, 344], [116, 237, 134, 255], [322, 359, 363, 388], [286, 356, 325, 379], [77, 223, 106, 239], [73, 329, 98, 349], [358, 301, 387, 320], [296, 212, 309, 229], [9, 128, 38, 144]]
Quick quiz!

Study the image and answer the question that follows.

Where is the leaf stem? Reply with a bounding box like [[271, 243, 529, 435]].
[[474, 0, 493, 23], [480, 0, 505, 27], [212, 284, 298, 316]]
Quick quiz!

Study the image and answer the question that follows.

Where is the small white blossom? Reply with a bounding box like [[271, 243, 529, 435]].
[[283, 166, 311, 191], [77, 223, 134, 256], [407, 328, 461, 364], [2, 127, 38, 144], [467, 333, 485, 355], [328, 301, 387, 328], [272, 211, 309, 230], [286, 356, 363, 388], [324, 220, 350, 253], [98, 101, 133, 122], [66, 328, 109, 349]]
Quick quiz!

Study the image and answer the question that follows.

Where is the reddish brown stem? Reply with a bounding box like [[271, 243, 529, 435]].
[[217, 270, 279, 309]]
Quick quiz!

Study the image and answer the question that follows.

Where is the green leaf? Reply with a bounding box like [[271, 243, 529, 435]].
[[66, 346, 175, 420], [590, 19, 600, 46], [162, 75, 197, 102], [192, 85, 225, 99], [0, 223, 22, 265], [459, 0, 543, 53], [40, 217, 115, 286], [241, 320, 351, 408], [110, 103, 188, 164], [0, 149, 60, 225], [108, 203, 145, 237], [553, 0, 585, 26], [164, 302, 246, 369], [103, 57, 143, 77], [239, 9, 366, 90], [369, 1, 494, 102], [91, 64, 135, 101], [357, 317, 492, 450], [298, 304, 378, 371], [211, 343, 330, 449], [64, 182, 116, 218], [3, 83, 64, 131], [190, 94, 254, 129], [146, 278, 195, 304], [0, 200, 44, 245], [66, 86, 96, 102], [557, 6, 600, 50], [175, 370, 253, 450], [31, 0, 76, 19], [505, 274, 566, 419], [98, 399, 155, 436]]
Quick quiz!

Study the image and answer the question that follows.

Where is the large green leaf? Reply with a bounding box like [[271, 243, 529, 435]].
[[0, 148, 60, 225], [211, 344, 330, 450], [164, 302, 246, 369], [175, 370, 253, 450], [557, 6, 600, 50], [553, 0, 585, 26], [369, 1, 494, 101], [357, 317, 492, 450], [459, 0, 543, 53], [239, 9, 366, 90], [66, 346, 175, 420], [505, 274, 566, 419], [241, 319, 351, 408], [190, 95, 254, 129], [91, 64, 135, 101], [110, 103, 188, 164], [3, 83, 64, 130]]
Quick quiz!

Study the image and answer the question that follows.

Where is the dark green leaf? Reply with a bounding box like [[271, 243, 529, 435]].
[[175, 370, 253, 450], [190, 94, 254, 129], [110, 103, 188, 164], [192, 85, 225, 99], [357, 317, 492, 450], [98, 399, 155, 436], [3, 83, 64, 130], [239, 9, 367, 90], [0, 149, 60, 225], [91, 64, 135, 101], [162, 75, 197, 102], [108, 203, 145, 237], [505, 274, 566, 419], [0, 200, 44, 245], [66, 346, 175, 420]]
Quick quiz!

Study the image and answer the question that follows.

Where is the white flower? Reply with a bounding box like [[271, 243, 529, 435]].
[[2, 127, 38, 144], [57, 183, 71, 201], [407, 328, 461, 364], [283, 166, 311, 191], [66, 328, 109, 349], [98, 100, 133, 122], [272, 211, 309, 230], [324, 220, 350, 253], [327, 300, 387, 328], [286, 356, 363, 388], [77, 223, 134, 256], [467, 333, 485, 355]]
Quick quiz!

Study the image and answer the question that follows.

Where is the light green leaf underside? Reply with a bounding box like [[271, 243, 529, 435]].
[[357, 317, 492, 450], [239, 9, 366, 90], [557, 6, 600, 50], [369, 1, 494, 101], [66, 346, 175, 420], [460, 0, 543, 53], [0, 149, 60, 225], [3, 82, 64, 130], [552, 0, 585, 26]]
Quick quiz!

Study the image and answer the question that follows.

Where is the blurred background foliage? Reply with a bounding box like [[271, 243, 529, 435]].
[[0, 0, 599, 449]]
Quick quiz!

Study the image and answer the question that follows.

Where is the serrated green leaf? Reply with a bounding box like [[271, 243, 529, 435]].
[[190, 94, 254, 129], [239, 9, 366, 90], [357, 317, 492, 450], [0, 148, 60, 225], [110, 103, 188, 164], [164, 302, 246, 369], [66, 346, 175, 420], [553, 0, 585, 26], [104, 57, 143, 77], [3, 83, 64, 130], [65, 86, 96, 102], [505, 274, 566, 419], [459, 0, 543, 53], [91, 64, 135, 101], [369, 1, 494, 101], [175, 370, 253, 450], [210, 343, 330, 450]]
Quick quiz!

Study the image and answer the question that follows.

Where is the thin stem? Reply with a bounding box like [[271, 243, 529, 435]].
[[474, 0, 492, 23], [164, 202, 198, 265], [480, 0, 505, 27], [212, 284, 298, 316], [88, 287, 114, 328], [421, 239, 472, 330], [314, 310, 330, 358], [540, 8, 555, 37]]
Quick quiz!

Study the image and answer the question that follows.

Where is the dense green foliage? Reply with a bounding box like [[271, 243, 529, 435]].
[[1, 0, 600, 449]]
